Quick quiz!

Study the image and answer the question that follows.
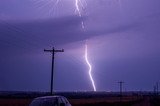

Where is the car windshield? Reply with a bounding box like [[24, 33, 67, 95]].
[[30, 98, 58, 106]]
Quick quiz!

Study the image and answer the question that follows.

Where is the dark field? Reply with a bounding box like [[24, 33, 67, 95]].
[[0, 91, 159, 106]]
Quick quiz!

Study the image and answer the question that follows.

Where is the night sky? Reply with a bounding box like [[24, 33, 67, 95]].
[[0, 0, 160, 92]]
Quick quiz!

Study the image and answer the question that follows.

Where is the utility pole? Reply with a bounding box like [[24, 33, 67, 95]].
[[154, 85, 157, 95], [156, 82, 159, 95], [44, 47, 64, 95], [118, 81, 124, 96], [118, 81, 124, 102]]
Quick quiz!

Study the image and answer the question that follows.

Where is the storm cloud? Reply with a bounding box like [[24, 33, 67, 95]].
[[0, 0, 160, 91]]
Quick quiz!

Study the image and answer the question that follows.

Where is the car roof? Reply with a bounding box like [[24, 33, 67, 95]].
[[34, 95, 66, 100]]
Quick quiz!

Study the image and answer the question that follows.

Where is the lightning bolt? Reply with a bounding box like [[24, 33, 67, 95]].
[[75, 0, 85, 29], [85, 44, 96, 91], [75, 0, 82, 17], [76, 1, 96, 91]]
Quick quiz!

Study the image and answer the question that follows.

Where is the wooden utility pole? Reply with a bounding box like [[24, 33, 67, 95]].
[[44, 47, 64, 95], [118, 81, 124, 102], [118, 81, 124, 95]]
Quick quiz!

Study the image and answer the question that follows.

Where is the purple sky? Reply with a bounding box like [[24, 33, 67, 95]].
[[0, 0, 160, 92]]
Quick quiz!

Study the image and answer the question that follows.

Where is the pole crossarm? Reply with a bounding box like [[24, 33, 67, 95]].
[[44, 49, 64, 53]]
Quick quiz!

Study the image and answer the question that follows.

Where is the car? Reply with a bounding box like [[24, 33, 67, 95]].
[[29, 95, 72, 106]]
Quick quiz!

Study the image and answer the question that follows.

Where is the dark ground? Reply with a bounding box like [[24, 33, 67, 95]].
[[0, 91, 159, 106]]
